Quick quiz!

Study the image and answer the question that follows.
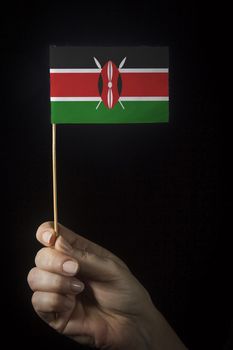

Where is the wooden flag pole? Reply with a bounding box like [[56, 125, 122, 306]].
[[52, 123, 58, 236]]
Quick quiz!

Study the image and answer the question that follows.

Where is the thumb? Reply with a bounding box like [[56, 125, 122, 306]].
[[37, 222, 113, 258], [36, 221, 78, 247], [55, 235, 121, 282]]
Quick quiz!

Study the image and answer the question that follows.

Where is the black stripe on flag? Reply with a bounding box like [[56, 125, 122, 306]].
[[50, 46, 169, 68]]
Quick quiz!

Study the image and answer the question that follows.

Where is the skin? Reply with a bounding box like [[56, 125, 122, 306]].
[[27, 222, 188, 350]]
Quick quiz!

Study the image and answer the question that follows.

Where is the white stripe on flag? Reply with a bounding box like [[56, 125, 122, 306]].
[[51, 96, 169, 102], [50, 69, 101, 73], [51, 97, 101, 101], [119, 68, 169, 73], [120, 96, 169, 101], [50, 68, 168, 73]]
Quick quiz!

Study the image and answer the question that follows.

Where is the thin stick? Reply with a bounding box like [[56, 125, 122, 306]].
[[52, 124, 58, 236]]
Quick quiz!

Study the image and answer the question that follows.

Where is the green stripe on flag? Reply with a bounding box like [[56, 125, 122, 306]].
[[51, 101, 169, 124]]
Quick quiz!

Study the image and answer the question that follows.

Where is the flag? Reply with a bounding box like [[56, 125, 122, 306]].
[[50, 46, 169, 124]]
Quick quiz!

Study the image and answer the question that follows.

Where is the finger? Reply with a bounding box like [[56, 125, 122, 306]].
[[27, 267, 84, 294], [36, 221, 112, 258], [36, 222, 56, 246], [36, 238, 122, 282], [35, 247, 79, 277], [37, 222, 129, 271], [70, 247, 123, 282], [35, 309, 73, 334], [32, 291, 75, 313]]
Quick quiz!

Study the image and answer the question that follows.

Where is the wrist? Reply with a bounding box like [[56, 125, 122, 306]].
[[138, 302, 188, 350]]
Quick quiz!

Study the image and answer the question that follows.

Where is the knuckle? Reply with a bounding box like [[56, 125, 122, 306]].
[[106, 259, 124, 278], [35, 247, 47, 266], [81, 251, 89, 261], [27, 267, 38, 290], [31, 291, 39, 309], [57, 259, 65, 272], [38, 221, 53, 232], [31, 291, 62, 312], [108, 258, 120, 272], [49, 294, 62, 310], [53, 275, 64, 291], [34, 247, 65, 272], [78, 247, 89, 260]]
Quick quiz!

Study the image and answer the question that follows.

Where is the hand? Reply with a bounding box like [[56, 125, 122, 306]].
[[28, 222, 187, 350]]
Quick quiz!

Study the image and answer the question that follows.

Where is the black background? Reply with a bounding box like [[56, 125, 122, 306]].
[[1, 2, 230, 350]]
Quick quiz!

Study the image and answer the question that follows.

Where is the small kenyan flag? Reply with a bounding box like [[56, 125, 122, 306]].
[[50, 46, 169, 124]]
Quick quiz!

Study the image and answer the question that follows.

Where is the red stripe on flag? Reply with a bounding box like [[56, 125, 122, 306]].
[[50, 73, 100, 97], [50, 72, 168, 97], [121, 73, 168, 97]]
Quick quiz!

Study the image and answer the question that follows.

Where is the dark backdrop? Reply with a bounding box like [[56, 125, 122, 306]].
[[1, 2, 230, 350]]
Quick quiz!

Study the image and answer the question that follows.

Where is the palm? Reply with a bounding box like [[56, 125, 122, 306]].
[[55, 238, 146, 347], [59, 264, 146, 348]]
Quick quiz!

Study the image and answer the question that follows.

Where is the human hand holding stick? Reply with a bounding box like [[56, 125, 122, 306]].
[[28, 222, 187, 350]]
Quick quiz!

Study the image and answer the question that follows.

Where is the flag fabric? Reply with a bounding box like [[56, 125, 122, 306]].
[[50, 46, 169, 124]]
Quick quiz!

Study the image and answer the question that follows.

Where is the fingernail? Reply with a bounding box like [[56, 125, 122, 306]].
[[62, 260, 78, 275], [71, 280, 84, 293], [42, 231, 53, 244]]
